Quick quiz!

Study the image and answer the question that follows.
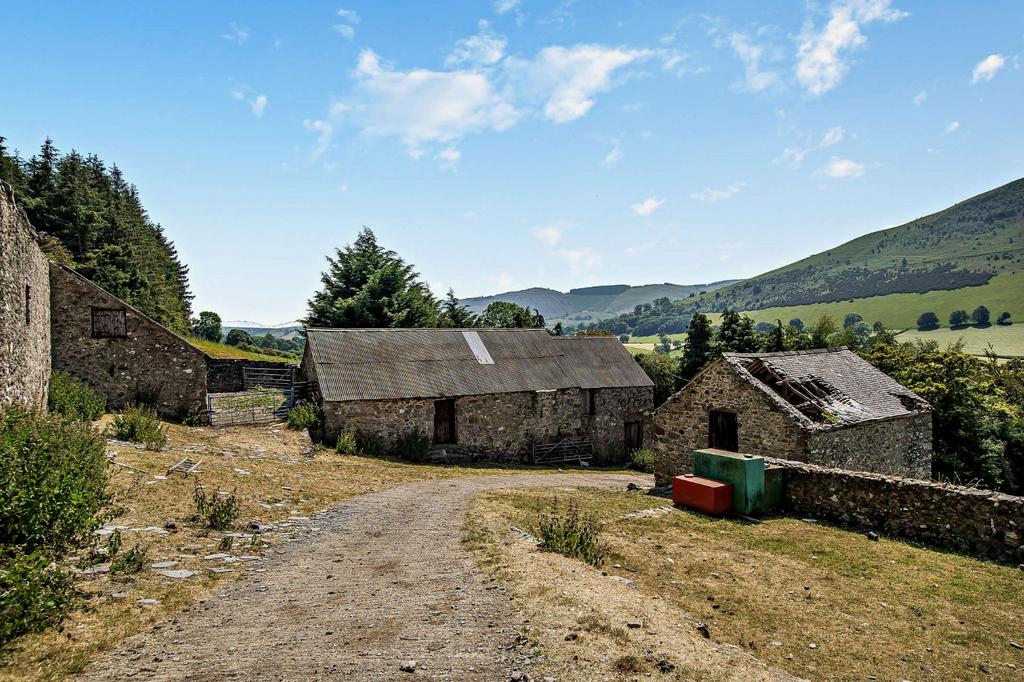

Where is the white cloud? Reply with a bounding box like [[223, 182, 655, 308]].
[[795, 0, 908, 96], [912, 89, 927, 105], [729, 32, 779, 92], [343, 49, 519, 152], [533, 221, 570, 247], [303, 119, 334, 159], [494, 0, 520, 14], [334, 24, 355, 40], [494, 272, 514, 290], [631, 196, 665, 217], [556, 247, 602, 274], [339, 183, 349, 193], [774, 147, 808, 167], [971, 54, 1005, 84], [818, 156, 865, 178], [690, 182, 745, 202], [250, 94, 267, 117], [222, 22, 250, 44], [602, 139, 622, 168], [229, 88, 245, 101], [819, 126, 845, 147], [445, 21, 507, 67], [944, 120, 960, 134], [337, 8, 360, 23], [435, 148, 461, 162], [506, 44, 653, 123]]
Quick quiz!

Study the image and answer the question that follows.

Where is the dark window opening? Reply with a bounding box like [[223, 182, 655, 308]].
[[91, 308, 127, 338], [625, 421, 643, 452], [433, 398, 457, 444], [582, 388, 597, 416], [24, 284, 31, 326], [708, 410, 738, 452]]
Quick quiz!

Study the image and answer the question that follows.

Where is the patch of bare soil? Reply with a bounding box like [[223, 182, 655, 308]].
[[75, 473, 647, 681]]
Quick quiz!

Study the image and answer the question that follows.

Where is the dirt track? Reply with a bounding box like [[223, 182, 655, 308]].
[[78, 473, 647, 681]]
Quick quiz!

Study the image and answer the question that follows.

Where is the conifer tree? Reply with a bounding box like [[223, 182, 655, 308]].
[[439, 289, 477, 328], [679, 312, 714, 381]]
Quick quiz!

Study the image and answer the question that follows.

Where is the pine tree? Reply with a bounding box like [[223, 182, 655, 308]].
[[440, 289, 477, 328], [762, 320, 786, 352], [716, 309, 759, 353], [679, 312, 714, 381]]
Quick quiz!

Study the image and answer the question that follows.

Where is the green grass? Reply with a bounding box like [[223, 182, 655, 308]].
[[896, 324, 1024, 357], [187, 338, 298, 364], [731, 270, 1022, 333]]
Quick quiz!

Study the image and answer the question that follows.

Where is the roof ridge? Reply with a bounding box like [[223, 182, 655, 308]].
[[723, 346, 850, 358]]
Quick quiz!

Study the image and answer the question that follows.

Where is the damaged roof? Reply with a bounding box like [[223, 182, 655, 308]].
[[721, 348, 930, 429], [305, 328, 653, 402]]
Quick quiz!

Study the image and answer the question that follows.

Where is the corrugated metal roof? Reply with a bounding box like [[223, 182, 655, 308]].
[[305, 328, 652, 402], [721, 348, 930, 428]]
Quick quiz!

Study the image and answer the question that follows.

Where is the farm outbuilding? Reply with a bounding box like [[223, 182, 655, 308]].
[[652, 348, 933, 485], [302, 328, 655, 463]]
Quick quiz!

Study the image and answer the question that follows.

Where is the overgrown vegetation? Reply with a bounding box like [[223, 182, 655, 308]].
[[534, 498, 604, 566], [0, 136, 193, 331], [355, 430, 386, 457], [0, 407, 110, 646], [105, 405, 167, 450], [109, 543, 148, 575], [393, 429, 431, 463], [191, 481, 240, 531], [629, 448, 654, 473], [286, 401, 322, 432], [335, 431, 358, 455], [46, 371, 105, 422]]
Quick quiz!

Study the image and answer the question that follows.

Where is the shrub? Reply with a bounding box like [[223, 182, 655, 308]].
[[0, 407, 110, 553], [47, 371, 106, 422], [336, 431, 358, 455], [286, 401, 322, 431], [110, 544, 147, 574], [105, 405, 167, 450], [630, 448, 654, 473], [0, 552, 76, 647], [535, 498, 604, 566], [997, 311, 1012, 326], [355, 430, 386, 457], [393, 429, 431, 463], [192, 481, 240, 531]]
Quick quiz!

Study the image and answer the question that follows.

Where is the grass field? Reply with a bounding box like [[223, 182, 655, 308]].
[[896, 324, 1024, 357], [467, 487, 1024, 681], [734, 271, 1021, 332], [187, 337, 299, 363]]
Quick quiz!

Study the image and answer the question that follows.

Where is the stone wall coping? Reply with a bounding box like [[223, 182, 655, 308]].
[[765, 456, 1024, 504]]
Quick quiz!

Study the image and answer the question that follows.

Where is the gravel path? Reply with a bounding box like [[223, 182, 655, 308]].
[[79, 473, 647, 681]]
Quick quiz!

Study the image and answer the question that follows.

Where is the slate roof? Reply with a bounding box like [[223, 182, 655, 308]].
[[304, 328, 653, 402], [721, 348, 930, 429]]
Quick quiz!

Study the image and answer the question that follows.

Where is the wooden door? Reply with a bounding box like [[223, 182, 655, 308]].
[[624, 421, 643, 452], [708, 410, 738, 451], [433, 399, 456, 444]]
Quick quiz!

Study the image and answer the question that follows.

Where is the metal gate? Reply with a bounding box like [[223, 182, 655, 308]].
[[207, 365, 306, 426]]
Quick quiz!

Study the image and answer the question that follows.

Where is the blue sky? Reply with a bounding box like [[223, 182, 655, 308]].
[[2, 1, 1022, 323]]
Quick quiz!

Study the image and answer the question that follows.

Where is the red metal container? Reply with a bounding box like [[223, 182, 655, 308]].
[[672, 475, 733, 516]]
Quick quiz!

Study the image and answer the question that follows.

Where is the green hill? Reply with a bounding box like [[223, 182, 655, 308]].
[[698, 177, 1024, 313], [462, 280, 737, 322]]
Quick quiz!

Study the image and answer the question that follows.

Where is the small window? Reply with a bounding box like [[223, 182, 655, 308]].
[[91, 308, 127, 338], [581, 388, 597, 416], [24, 284, 31, 326]]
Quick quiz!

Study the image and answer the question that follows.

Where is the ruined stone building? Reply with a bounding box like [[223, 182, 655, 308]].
[[653, 348, 932, 485], [302, 328, 654, 463]]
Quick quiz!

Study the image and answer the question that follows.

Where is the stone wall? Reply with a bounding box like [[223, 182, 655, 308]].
[[49, 263, 208, 418], [806, 414, 932, 479], [322, 385, 653, 464], [652, 360, 806, 486], [768, 458, 1024, 563], [207, 358, 297, 393], [0, 181, 50, 409]]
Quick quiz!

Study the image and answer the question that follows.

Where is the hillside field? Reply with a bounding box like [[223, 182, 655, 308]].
[[187, 338, 299, 363], [896, 324, 1024, 357]]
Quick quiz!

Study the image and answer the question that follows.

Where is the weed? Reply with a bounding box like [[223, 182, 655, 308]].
[[355, 430, 386, 457], [110, 545, 147, 574], [629, 448, 654, 473], [0, 552, 76, 646], [105, 405, 167, 450], [535, 498, 605, 566], [192, 481, 240, 531], [286, 401, 322, 431], [47, 371, 105, 422], [393, 429, 431, 463], [105, 529, 123, 558], [218, 536, 234, 551], [336, 431, 358, 455]]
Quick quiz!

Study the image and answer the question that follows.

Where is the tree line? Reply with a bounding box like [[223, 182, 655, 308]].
[[917, 306, 1012, 330], [0, 137, 193, 332]]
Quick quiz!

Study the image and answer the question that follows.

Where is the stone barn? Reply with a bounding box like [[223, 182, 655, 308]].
[[653, 348, 932, 485], [302, 328, 654, 463], [49, 263, 210, 419]]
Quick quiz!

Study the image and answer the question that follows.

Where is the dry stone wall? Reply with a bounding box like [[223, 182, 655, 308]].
[[807, 414, 932, 479], [653, 361, 806, 486], [768, 458, 1024, 563], [322, 385, 653, 464], [207, 358, 297, 393], [49, 263, 208, 418], [0, 181, 50, 409]]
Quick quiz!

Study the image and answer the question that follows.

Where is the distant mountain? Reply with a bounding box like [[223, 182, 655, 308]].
[[222, 320, 303, 340], [462, 281, 738, 323]]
